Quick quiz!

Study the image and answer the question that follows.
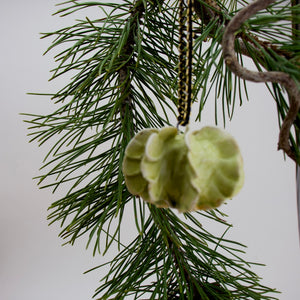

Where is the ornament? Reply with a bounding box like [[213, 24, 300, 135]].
[[122, 126, 244, 212], [122, 0, 244, 212]]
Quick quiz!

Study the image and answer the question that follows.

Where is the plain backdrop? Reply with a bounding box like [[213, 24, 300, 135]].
[[1, 1, 300, 299]]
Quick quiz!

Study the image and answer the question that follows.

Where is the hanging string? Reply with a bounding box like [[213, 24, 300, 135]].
[[177, 0, 187, 125], [177, 0, 194, 126]]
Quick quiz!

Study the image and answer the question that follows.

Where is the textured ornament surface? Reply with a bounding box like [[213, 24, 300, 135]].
[[122, 126, 244, 212]]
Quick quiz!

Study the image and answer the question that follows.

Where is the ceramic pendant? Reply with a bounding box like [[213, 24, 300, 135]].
[[122, 126, 244, 212]]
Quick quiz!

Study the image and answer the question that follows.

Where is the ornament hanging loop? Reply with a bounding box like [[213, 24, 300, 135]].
[[177, 0, 194, 127]]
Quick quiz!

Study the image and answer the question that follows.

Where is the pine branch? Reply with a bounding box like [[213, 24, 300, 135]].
[[192, 0, 300, 162], [88, 208, 279, 299], [118, 0, 144, 125], [24, 0, 181, 255], [194, 0, 296, 61], [222, 0, 300, 163], [23, 0, 300, 299]]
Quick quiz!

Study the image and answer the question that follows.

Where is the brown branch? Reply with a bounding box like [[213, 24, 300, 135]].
[[222, 0, 300, 163], [194, 0, 294, 60]]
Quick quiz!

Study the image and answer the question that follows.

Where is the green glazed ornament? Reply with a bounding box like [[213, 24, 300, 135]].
[[122, 126, 244, 212]]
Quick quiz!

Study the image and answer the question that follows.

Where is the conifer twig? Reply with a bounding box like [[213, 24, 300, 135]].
[[119, 1, 145, 124], [222, 0, 300, 163], [194, 0, 295, 60]]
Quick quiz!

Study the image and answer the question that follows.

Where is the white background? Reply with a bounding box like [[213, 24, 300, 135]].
[[1, 1, 300, 299]]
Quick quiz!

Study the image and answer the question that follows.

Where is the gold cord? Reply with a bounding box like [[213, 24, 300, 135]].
[[177, 0, 194, 126]]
